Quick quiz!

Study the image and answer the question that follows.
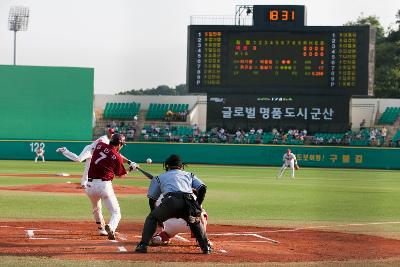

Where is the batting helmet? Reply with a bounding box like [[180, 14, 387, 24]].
[[164, 154, 184, 171], [109, 133, 126, 147]]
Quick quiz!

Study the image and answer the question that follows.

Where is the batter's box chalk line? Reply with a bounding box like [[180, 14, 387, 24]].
[[208, 232, 279, 244], [24, 229, 89, 241]]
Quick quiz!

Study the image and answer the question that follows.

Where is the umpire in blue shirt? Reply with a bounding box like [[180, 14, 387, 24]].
[[135, 154, 211, 254]]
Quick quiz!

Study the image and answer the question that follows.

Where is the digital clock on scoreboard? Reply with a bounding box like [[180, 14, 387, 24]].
[[252, 5, 306, 29], [187, 25, 374, 96]]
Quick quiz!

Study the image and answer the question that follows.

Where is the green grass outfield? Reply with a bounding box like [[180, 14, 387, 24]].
[[0, 160, 400, 266], [0, 160, 399, 235]]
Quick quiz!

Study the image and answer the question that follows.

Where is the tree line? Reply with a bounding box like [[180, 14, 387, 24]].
[[118, 11, 400, 98]]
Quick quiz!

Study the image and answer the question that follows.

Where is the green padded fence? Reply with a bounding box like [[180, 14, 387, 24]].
[[1, 141, 399, 170], [0, 65, 93, 140]]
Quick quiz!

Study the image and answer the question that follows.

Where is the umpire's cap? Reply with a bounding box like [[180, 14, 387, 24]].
[[109, 133, 126, 147], [164, 154, 184, 170]]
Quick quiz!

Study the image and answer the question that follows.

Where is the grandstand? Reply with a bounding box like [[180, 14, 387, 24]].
[[378, 107, 400, 125], [92, 95, 400, 147], [103, 102, 140, 119]]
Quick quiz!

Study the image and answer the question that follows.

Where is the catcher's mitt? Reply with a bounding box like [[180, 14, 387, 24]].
[[294, 163, 300, 170]]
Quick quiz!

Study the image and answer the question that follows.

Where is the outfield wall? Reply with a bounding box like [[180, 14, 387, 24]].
[[0, 65, 94, 140], [1, 141, 399, 170]]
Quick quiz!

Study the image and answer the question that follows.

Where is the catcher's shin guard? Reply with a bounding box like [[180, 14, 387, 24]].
[[188, 221, 210, 253]]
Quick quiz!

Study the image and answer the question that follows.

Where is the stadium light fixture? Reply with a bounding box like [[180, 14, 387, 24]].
[[8, 6, 30, 65], [235, 5, 253, 26]]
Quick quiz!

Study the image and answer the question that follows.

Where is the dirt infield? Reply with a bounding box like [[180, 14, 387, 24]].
[[2, 221, 400, 263]]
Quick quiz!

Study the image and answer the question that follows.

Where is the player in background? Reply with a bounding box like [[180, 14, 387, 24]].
[[277, 148, 298, 179], [34, 145, 45, 162], [86, 133, 138, 239]]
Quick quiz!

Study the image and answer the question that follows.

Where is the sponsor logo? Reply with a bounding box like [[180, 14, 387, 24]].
[[209, 97, 225, 103]]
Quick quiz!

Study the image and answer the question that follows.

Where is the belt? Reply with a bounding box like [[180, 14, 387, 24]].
[[164, 192, 192, 198], [88, 178, 109, 182]]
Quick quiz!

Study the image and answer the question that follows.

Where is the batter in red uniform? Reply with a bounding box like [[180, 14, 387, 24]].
[[87, 133, 138, 240]]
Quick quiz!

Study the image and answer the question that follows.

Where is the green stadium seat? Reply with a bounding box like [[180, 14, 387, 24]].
[[379, 106, 400, 125]]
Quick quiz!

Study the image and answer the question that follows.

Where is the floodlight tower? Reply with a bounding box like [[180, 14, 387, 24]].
[[8, 6, 30, 65], [235, 5, 253, 25]]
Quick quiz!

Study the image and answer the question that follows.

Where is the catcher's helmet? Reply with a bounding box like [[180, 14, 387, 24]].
[[109, 133, 126, 147], [164, 154, 184, 171]]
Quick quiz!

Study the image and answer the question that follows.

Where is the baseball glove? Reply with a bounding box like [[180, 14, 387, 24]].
[[294, 163, 300, 170]]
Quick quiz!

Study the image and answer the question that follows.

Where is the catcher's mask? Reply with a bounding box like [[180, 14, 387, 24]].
[[164, 154, 185, 171]]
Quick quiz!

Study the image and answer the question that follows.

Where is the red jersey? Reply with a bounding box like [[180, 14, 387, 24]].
[[88, 142, 127, 181]]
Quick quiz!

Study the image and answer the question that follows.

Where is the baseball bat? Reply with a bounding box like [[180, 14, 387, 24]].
[[137, 166, 154, 180]]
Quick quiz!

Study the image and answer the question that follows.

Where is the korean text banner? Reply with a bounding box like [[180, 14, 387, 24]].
[[207, 94, 350, 133]]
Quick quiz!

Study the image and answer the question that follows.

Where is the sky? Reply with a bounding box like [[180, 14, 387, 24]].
[[0, 0, 399, 95]]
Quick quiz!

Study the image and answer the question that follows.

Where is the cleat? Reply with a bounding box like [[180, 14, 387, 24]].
[[56, 147, 66, 153], [135, 242, 148, 253], [98, 228, 108, 236], [105, 224, 115, 240], [202, 245, 212, 254]]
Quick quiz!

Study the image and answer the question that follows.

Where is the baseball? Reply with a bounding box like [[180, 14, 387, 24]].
[[146, 158, 152, 164]]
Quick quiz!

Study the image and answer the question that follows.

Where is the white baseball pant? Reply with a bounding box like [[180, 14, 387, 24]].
[[85, 180, 121, 233], [278, 162, 295, 178], [35, 153, 45, 162]]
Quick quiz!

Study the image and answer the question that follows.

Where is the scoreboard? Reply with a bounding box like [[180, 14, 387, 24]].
[[187, 25, 374, 95]]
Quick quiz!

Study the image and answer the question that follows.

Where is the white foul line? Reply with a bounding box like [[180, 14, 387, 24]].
[[258, 221, 400, 234]]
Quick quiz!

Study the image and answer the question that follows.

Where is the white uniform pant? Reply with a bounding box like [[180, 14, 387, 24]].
[[85, 180, 121, 232], [163, 212, 208, 238], [35, 153, 45, 162], [62, 144, 93, 185], [278, 162, 295, 178]]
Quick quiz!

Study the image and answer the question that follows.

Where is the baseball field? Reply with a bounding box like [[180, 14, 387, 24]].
[[1, 159, 400, 266]]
